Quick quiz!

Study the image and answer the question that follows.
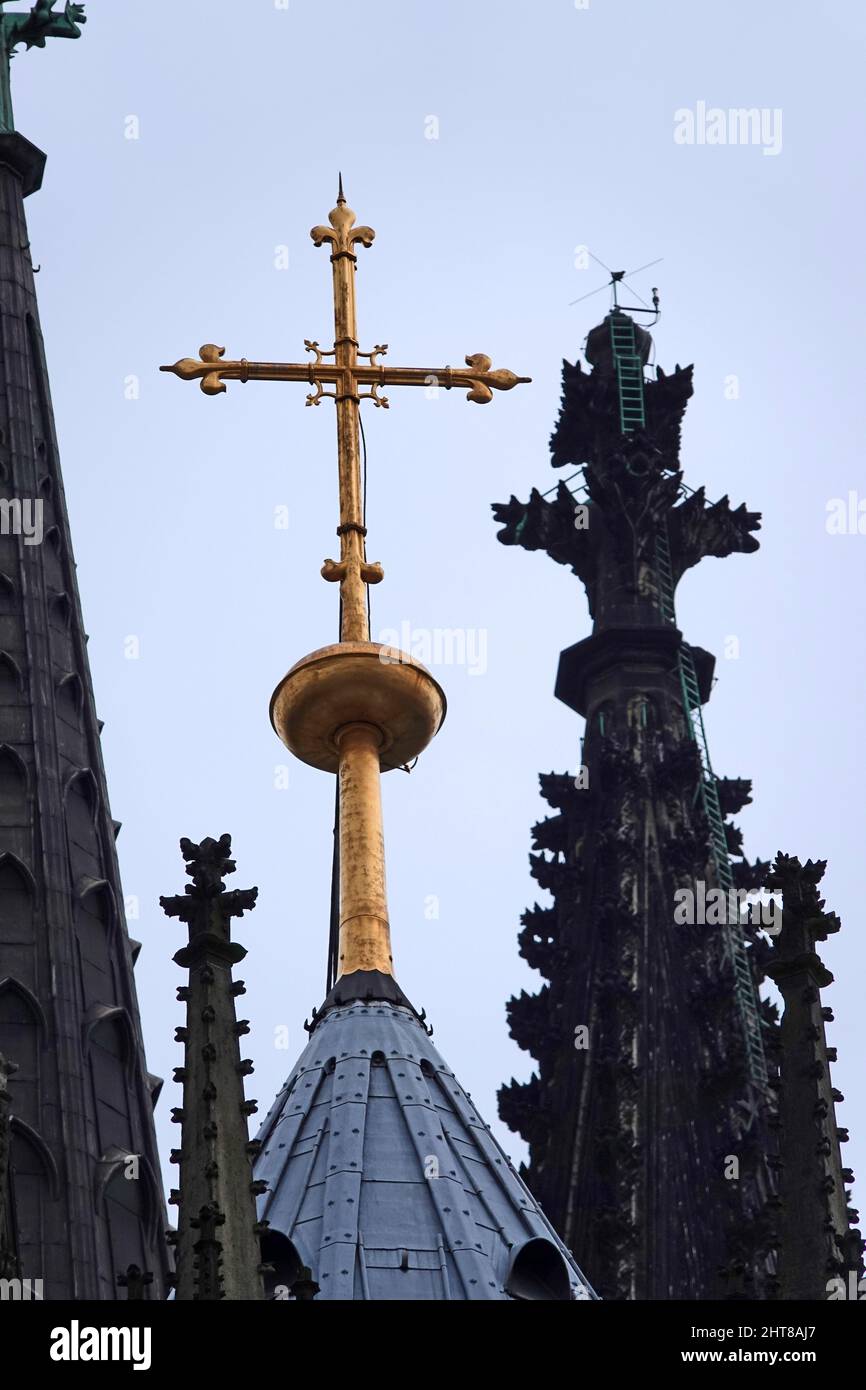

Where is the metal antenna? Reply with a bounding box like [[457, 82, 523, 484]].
[[569, 253, 663, 322]]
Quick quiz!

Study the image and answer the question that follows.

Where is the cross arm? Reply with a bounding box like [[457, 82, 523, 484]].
[[364, 354, 531, 405], [160, 344, 531, 404], [159, 344, 325, 397]]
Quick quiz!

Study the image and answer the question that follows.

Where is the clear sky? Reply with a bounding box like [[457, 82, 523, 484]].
[[15, 0, 865, 1253]]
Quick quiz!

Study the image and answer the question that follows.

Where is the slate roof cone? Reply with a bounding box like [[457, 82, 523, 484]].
[[255, 992, 595, 1300]]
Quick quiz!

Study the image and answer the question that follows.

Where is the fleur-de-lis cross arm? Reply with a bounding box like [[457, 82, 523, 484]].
[[161, 182, 530, 643]]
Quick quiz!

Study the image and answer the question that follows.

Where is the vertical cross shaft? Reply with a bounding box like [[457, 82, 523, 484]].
[[329, 181, 371, 642]]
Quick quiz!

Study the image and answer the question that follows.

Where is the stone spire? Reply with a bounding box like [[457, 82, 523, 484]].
[[160, 834, 266, 1301], [492, 310, 778, 1298], [0, 6, 169, 1298], [763, 854, 862, 1299]]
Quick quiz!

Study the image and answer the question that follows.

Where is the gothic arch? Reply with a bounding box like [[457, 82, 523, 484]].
[[0, 976, 43, 1128], [49, 592, 72, 629], [591, 699, 615, 738], [0, 856, 36, 950], [0, 651, 23, 699], [83, 1004, 136, 1083], [55, 671, 83, 713], [505, 1237, 572, 1301], [95, 1147, 162, 1246], [260, 1230, 304, 1298], [76, 877, 117, 925], [0, 743, 28, 805], [10, 1117, 59, 1200], [74, 879, 119, 1008], [64, 767, 100, 822], [44, 525, 61, 554], [627, 693, 656, 732], [0, 976, 46, 1034], [0, 851, 37, 896]]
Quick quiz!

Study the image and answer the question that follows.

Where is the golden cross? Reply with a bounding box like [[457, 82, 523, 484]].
[[161, 181, 530, 643]]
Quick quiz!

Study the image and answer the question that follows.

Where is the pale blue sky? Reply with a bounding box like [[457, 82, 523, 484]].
[[15, 0, 865, 1240]]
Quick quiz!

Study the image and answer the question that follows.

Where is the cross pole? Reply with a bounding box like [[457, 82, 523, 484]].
[[161, 179, 530, 643]]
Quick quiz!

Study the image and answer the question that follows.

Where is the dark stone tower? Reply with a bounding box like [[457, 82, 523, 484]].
[[0, 6, 169, 1299], [492, 308, 859, 1299]]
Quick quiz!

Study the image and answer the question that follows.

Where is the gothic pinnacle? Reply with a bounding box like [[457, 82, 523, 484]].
[[161, 835, 264, 1301]]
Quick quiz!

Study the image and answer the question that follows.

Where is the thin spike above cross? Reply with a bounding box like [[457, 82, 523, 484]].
[[161, 180, 530, 643]]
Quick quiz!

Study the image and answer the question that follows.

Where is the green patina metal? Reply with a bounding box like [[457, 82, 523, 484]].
[[0, 2, 85, 133]]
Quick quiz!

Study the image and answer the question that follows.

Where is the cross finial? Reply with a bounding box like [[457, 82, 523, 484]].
[[161, 192, 530, 989], [161, 191, 530, 642]]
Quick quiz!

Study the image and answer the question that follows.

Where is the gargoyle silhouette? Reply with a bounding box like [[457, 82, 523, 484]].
[[1, 1, 86, 52]]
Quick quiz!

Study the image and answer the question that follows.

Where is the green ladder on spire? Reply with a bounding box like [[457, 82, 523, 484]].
[[608, 314, 768, 1091], [610, 314, 646, 432]]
